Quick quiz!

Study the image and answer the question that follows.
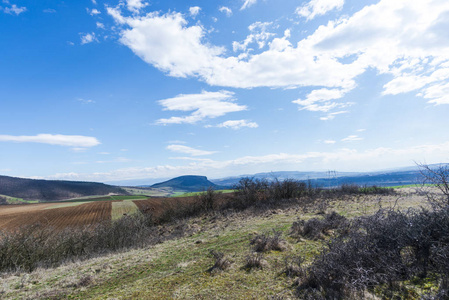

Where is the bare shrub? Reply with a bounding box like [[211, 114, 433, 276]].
[[298, 206, 449, 298], [208, 250, 231, 273], [250, 230, 288, 252], [244, 252, 267, 270], [283, 255, 304, 277], [197, 187, 220, 211], [418, 163, 449, 208], [291, 212, 349, 240]]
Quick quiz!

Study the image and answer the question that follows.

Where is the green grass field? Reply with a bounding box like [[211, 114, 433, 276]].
[[172, 189, 235, 197]]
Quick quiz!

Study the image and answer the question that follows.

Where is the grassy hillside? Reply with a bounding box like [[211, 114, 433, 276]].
[[1, 190, 438, 299], [0, 175, 128, 201]]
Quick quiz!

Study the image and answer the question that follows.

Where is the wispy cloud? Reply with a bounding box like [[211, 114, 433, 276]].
[[207, 120, 258, 130], [80, 32, 98, 45], [166, 144, 217, 156], [156, 91, 247, 125], [296, 0, 344, 21], [86, 8, 100, 16], [0, 134, 100, 147], [2, 4, 26, 15], [43, 8, 56, 13], [219, 6, 232, 17], [45, 141, 449, 182], [240, 0, 257, 10], [341, 135, 363, 142]]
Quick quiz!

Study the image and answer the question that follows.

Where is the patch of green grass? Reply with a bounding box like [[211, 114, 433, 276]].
[[0, 194, 38, 204], [111, 200, 141, 221], [172, 190, 235, 197]]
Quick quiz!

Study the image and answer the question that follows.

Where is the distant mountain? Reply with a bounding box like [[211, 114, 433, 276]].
[[151, 175, 226, 192], [210, 167, 435, 188], [210, 171, 361, 187], [0, 175, 128, 201]]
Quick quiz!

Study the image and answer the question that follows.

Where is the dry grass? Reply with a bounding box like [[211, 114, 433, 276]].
[[111, 200, 140, 221], [0, 190, 431, 299]]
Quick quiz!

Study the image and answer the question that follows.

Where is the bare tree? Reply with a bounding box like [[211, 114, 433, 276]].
[[417, 163, 449, 207]]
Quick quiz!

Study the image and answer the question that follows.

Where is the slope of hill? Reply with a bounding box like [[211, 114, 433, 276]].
[[150, 175, 225, 192], [0, 175, 128, 201]]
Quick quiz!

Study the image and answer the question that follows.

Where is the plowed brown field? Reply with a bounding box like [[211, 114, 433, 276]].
[[0, 201, 112, 231], [0, 196, 206, 231], [133, 196, 199, 218]]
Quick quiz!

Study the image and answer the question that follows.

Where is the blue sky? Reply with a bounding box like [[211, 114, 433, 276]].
[[1, 0, 449, 183]]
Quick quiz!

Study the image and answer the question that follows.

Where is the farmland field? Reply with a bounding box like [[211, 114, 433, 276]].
[[0, 196, 200, 231]]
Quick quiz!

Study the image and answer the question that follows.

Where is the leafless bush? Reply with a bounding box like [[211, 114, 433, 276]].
[[250, 230, 288, 252], [291, 212, 349, 240], [418, 163, 449, 208], [298, 206, 449, 298], [208, 250, 231, 273], [283, 255, 304, 278], [197, 187, 220, 211], [244, 252, 267, 270]]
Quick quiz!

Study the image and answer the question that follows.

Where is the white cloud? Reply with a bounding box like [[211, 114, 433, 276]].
[[341, 135, 363, 142], [96, 157, 131, 164], [323, 140, 336, 144], [44, 141, 449, 182], [96, 22, 105, 29], [208, 119, 259, 130], [293, 88, 352, 114], [92, 0, 97, 5], [232, 22, 274, 52], [87, 8, 101, 16], [107, 0, 449, 111], [167, 144, 217, 156], [0, 134, 100, 147], [320, 111, 348, 121], [241, 0, 257, 10], [126, 0, 148, 13], [156, 90, 247, 125], [3, 4, 26, 15], [98, 152, 110, 155], [189, 6, 201, 18], [43, 8, 56, 13], [77, 98, 95, 104], [80, 32, 98, 45], [297, 0, 344, 21], [219, 6, 232, 17]]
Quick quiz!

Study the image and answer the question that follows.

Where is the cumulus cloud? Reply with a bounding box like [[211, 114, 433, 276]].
[[2, 4, 26, 15], [106, 0, 449, 111], [80, 32, 97, 44], [167, 144, 217, 156], [232, 22, 274, 52], [208, 120, 259, 130], [296, 0, 344, 21], [0, 134, 100, 147], [241, 0, 257, 10], [189, 6, 201, 18], [156, 90, 247, 125], [219, 6, 232, 17], [126, 0, 147, 13]]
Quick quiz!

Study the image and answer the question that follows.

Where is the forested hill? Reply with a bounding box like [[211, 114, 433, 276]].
[[150, 175, 224, 192], [0, 175, 128, 201]]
